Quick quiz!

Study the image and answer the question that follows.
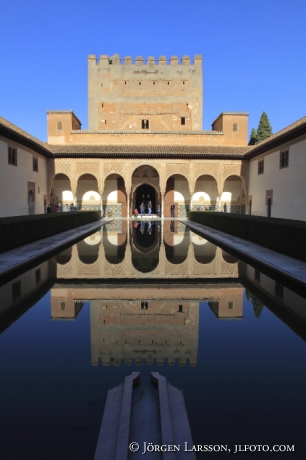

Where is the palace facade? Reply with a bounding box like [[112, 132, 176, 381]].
[[1, 53, 305, 220]]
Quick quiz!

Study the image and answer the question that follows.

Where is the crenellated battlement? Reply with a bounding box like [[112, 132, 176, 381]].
[[88, 53, 202, 66]]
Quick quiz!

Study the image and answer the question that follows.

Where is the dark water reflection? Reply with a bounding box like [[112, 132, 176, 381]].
[[0, 221, 306, 459]]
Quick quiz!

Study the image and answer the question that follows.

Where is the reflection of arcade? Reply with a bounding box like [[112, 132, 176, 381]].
[[132, 220, 160, 273], [53, 222, 242, 279], [50, 283, 245, 367]]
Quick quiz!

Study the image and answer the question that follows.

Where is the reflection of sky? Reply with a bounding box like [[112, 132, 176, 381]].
[[1, 288, 306, 458]]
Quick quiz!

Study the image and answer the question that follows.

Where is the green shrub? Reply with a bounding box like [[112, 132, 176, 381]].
[[187, 211, 306, 262], [0, 211, 101, 253]]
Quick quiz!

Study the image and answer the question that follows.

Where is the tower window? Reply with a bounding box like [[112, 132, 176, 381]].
[[141, 119, 149, 129], [101, 103, 104, 108], [139, 81, 141, 85], [57, 121, 62, 131], [233, 123, 238, 132], [153, 81, 155, 85], [141, 301, 148, 310], [181, 117, 186, 125]]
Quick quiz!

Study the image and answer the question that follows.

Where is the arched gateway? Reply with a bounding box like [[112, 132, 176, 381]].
[[131, 165, 160, 216]]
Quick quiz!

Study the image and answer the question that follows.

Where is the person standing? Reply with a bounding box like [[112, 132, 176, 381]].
[[148, 200, 152, 216], [170, 203, 175, 218], [140, 202, 145, 217], [157, 204, 161, 217]]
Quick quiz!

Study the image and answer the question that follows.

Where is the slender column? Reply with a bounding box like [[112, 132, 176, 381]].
[[99, 190, 103, 215], [72, 191, 77, 208], [127, 193, 130, 219], [217, 196, 220, 212], [161, 192, 165, 219], [189, 193, 193, 212]]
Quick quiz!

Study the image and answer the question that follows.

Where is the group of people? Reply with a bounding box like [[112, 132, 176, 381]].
[[46, 203, 75, 213], [134, 200, 154, 217], [133, 203, 175, 217]]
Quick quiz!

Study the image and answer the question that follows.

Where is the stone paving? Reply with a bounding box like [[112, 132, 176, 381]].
[[181, 219, 306, 288], [0, 218, 112, 278]]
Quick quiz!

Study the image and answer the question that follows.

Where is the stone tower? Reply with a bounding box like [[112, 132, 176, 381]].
[[88, 54, 202, 131]]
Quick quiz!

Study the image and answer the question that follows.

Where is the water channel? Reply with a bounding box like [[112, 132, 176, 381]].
[[1, 220, 306, 459]]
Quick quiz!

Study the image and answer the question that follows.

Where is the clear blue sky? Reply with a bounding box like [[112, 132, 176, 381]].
[[1, 0, 305, 142]]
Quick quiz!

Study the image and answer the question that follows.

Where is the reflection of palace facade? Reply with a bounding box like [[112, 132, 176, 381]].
[[245, 264, 306, 328], [50, 223, 245, 366], [0, 261, 50, 320], [54, 222, 242, 279], [50, 283, 244, 367]]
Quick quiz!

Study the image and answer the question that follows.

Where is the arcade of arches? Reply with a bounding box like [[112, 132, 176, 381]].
[[49, 159, 247, 217]]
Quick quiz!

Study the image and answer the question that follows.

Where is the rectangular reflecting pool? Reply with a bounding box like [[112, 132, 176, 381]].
[[1, 221, 306, 459]]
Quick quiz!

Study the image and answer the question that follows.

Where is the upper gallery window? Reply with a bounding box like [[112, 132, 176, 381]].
[[280, 149, 289, 168], [33, 157, 38, 172], [258, 159, 264, 174], [141, 119, 149, 129], [8, 146, 17, 166]]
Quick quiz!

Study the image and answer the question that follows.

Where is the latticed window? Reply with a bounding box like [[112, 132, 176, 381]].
[[57, 121, 63, 131], [280, 149, 289, 168], [33, 157, 38, 172], [275, 282, 284, 299], [8, 146, 17, 166], [233, 123, 238, 132], [12, 280, 21, 300]]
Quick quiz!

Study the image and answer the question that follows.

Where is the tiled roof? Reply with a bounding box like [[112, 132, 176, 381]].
[[0, 116, 51, 157], [48, 144, 251, 158], [245, 116, 306, 158]]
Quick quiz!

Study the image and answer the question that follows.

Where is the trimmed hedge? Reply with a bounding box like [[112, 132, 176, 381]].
[[0, 211, 101, 253], [187, 211, 306, 262]]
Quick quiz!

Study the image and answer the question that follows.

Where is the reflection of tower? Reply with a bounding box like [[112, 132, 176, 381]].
[[208, 287, 243, 319], [51, 291, 84, 320], [90, 299, 199, 367]]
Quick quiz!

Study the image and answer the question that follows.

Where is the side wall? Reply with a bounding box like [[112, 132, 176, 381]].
[[0, 137, 48, 217], [248, 135, 306, 220]]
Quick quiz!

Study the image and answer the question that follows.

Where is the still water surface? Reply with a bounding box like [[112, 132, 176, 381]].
[[1, 221, 306, 459]]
